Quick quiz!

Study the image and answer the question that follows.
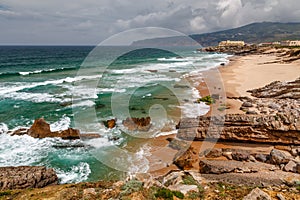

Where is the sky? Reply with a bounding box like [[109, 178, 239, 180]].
[[0, 0, 300, 45]]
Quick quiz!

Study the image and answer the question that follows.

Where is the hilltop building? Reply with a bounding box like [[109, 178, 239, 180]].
[[281, 40, 300, 47], [218, 40, 245, 47]]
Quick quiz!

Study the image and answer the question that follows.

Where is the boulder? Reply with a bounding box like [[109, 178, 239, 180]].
[[243, 188, 272, 200], [242, 102, 253, 108], [283, 161, 297, 173], [203, 149, 223, 158], [270, 149, 292, 165], [104, 119, 116, 129], [231, 150, 251, 161], [122, 117, 151, 131], [173, 147, 199, 170], [255, 154, 269, 163], [0, 166, 58, 190], [296, 163, 300, 174]]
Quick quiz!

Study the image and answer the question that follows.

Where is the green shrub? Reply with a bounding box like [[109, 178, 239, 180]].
[[182, 175, 197, 185], [120, 179, 143, 196], [0, 191, 11, 197], [197, 96, 216, 105], [154, 188, 184, 200]]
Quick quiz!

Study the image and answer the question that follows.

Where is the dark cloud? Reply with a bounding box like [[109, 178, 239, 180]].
[[0, 0, 299, 45]]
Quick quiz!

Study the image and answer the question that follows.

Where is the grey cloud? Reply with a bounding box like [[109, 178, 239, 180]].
[[0, 0, 299, 45]]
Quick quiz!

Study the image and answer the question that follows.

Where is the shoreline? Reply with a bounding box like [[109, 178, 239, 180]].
[[147, 50, 300, 178]]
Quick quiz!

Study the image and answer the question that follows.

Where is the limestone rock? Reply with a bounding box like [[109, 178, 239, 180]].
[[248, 77, 300, 99], [199, 160, 277, 174], [243, 188, 272, 200], [284, 161, 297, 172], [270, 149, 292, 165], [173, 147, 199, 170], [0, 166, 58, 190]]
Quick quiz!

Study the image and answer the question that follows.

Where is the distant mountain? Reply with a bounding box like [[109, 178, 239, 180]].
[[132, 22, 300, 47]]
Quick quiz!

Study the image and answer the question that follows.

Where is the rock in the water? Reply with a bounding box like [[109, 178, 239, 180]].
[[28, 118, 80, 139], [122, 117, 151, 131], [104, 119, 116, 129], [243, 188, 272, 200], [270, 149, 292, 165], [0, 166, 58, 190], [173, 147, 198, 170]]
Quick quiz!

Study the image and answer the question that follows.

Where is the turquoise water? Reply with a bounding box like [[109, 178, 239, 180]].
[[0, 46, 229, 183]]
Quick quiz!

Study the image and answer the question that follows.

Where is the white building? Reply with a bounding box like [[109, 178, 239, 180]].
[[281, 40, 300, 47], [219, 40, 245, 47]]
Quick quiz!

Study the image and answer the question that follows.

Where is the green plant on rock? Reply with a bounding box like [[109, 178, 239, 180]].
[[0, 191, 11, 197], [120, 179, 143, 196], [196, 95, 216, 105], [154, 188, 184, 200], [182, 175, 198, 185]]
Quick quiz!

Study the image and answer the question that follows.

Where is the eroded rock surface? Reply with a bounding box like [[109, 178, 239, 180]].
[[0, 166, 58, 190]]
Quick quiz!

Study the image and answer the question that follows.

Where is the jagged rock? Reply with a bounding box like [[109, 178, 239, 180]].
[[243, 188, 272, 200], [242, 102, 253, 108], [284, 161, 297, 172], [177, 113, 300, 145], [12, 118, 80, 140], [270, 149, 292, 165], [122, 117, 151, 131], [104, 119, 116, 129], [199, 160, 277, 174], [255, 154, 269, 163], [231, 150, 251, 161], [28, 118, 80, 139], [0, 166, 58, 190], [204, 149, 223, 158], [248, 77, 300, 99], [173, 147, 198, 170]]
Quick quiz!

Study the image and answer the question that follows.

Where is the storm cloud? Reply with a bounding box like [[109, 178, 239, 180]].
[[0, 0, 299, 45]]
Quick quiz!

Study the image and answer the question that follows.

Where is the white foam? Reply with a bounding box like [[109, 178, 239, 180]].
[[56, 162, 91, 184], [50, 115, 71, 132], [0, 123, 8, 134], [83, 137, 113, 149]]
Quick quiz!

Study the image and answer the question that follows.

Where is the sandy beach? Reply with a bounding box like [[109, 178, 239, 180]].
[[148, 52, 300, 177]]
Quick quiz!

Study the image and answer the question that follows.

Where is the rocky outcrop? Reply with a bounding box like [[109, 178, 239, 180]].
[[177, 114, 300, 145], [200, 45, 259, 55], [0, 166, 58, 190], [122, 117, 151, 131], [12, 118, 80, 140], [248, 77, 300, 99], [199, 160, 277, 174]]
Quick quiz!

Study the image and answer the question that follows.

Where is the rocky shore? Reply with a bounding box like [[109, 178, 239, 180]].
[[1, 48, 300, 199]]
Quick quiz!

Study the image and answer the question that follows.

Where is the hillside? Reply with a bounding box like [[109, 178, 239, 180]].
[[132, 22, 300, 47]]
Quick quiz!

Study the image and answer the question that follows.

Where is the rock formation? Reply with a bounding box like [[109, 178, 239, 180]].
[[11, 118, 80, 140], [248, 77, 300, 99], [122, 117, 151, 131], [177, 114, 300, 145], [0, 166, 58, 190], [104, 119, 116, 129]]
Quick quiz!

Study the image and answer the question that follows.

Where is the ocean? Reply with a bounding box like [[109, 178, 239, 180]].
[[0, 46, 229, 183]]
